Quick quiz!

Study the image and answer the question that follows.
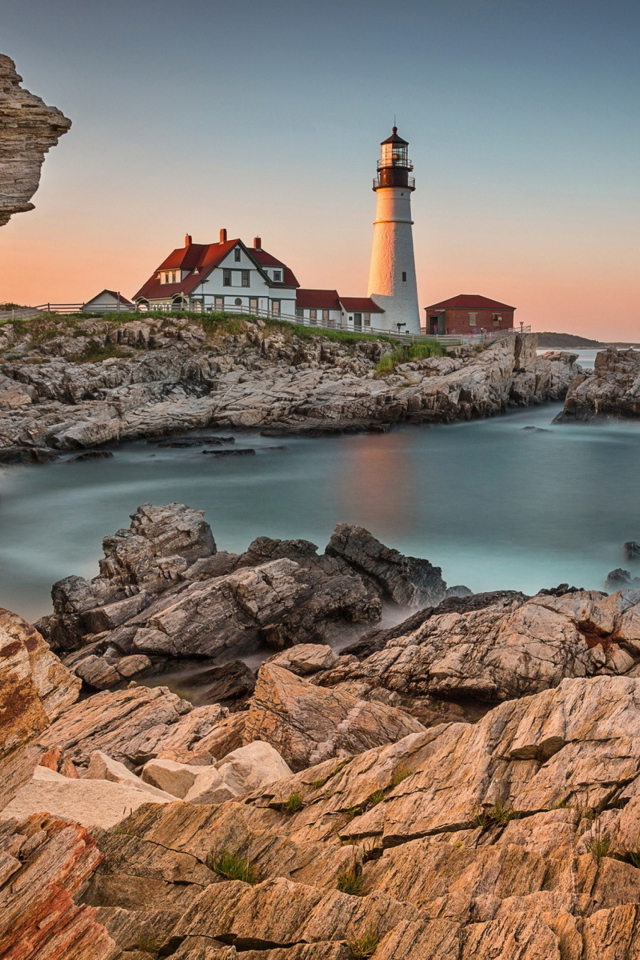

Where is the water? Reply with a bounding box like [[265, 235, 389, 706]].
[[2, 350, 639, 621]]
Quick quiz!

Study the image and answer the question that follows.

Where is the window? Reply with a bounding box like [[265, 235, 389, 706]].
[[364, 313, 371, 327], [249, 298, 258, 314], [310, 309, 317, 321], [273, 270, 282, 282], [322, 309, 329, 321], [234, 298, 242, 306], [402, 272, 407, 282], [271, 300, 281, 317], [223, 269, 232, 286], [492, 313, 502, 326], [173, 272, 179, 283], [295, 307, 304, 318], [214, 296, 224, 311], [241, 270, 250, 287], [234, 248, 241, 262], [469, 313, 477, 327]]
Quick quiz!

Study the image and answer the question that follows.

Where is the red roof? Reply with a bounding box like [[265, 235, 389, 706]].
[[296, 289, 342, 311], [134, 239, 298, 301], [425, 294, 516, 311], [340, 297, 384, 313], [250, 249, 299, 288]]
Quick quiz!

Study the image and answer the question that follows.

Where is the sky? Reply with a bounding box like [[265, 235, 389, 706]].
[[0, 0, 639, 340]]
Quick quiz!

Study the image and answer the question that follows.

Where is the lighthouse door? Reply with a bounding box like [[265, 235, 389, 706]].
[[353, 312, 362, 330]]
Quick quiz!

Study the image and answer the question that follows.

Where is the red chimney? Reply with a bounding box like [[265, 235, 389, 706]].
[[253, 237, 261, 249], [220, 228, 227, 243], [184, 233, 192, 247]]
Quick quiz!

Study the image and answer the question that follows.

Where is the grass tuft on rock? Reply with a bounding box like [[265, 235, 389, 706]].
[[347, 926, 381, 957], [136, 932, 163, 954], [337, 864, 364, 896], [281, 791, 304, 815], [206, 849, 260, 884]]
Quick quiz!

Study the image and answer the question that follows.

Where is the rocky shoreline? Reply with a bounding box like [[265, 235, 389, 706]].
[[5, 502, 640, 957], [555, 345, 640, 422], [0, 315, 582, 461]]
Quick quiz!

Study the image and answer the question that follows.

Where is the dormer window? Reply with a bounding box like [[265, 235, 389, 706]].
[[273, 270, 282, 282]]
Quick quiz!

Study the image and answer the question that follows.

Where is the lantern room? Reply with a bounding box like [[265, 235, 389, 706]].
[[374, 127, 415, 190]]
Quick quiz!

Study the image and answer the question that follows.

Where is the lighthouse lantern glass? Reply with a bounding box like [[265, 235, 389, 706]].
[[381, 142, 408, 167]]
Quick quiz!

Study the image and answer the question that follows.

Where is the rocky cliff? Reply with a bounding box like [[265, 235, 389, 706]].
[[556, 346, 640, 422], [0, 316, 580, 457], [0, 54, 71, 228]]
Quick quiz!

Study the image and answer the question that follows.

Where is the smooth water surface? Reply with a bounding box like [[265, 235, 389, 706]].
[[2, 387, 640, 620]]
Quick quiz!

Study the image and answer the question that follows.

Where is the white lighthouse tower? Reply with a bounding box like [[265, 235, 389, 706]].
[[367, 127, 421, 334]]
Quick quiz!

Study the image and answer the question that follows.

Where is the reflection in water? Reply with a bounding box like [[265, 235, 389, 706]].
[[338, 431, 418, 538], [1, 369, 640, 621]]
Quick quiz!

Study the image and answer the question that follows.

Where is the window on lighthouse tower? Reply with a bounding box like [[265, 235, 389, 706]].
[[381, 142, 408, 167]]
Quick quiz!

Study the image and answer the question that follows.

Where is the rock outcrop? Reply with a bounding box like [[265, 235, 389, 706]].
[[312, 587, 640, 719], [0, 608, 80, 811], [0, 54, 71, 227], [37, 505, 467, 694], [0, 317, 581, 456], [39, 675, 640, 958], [556, 346, 640, 422]]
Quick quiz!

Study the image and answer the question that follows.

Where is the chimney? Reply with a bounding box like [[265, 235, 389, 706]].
[[253, 236, 261, 249], [220, 228, 227, 243], [184, 233, 192, 247]]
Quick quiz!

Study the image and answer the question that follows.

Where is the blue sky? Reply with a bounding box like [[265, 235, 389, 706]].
[[1, 0, 639, 337]]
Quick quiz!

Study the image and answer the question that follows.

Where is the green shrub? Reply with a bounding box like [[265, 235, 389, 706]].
[[70, 339, 128, 363], [206, 849, 260, 884]]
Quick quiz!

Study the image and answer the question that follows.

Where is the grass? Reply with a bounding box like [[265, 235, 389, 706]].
[[136, 933, 164, 954], [280, 792, 304, 815], [111, 822, 135, 836], [374, 340, 446, 375], [474, 802, 522, 827], [367, 790, 386, 807], [589, 835, 612, 858], [347, 927, 381, 958], [391, 768, 413, 787], [206, 849, 260, 884], [69, 339, 128, 363], [337, 863, 365, 896]]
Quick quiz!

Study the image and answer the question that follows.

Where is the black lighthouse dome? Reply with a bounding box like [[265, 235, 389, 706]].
[[374, 127, 415, 190]]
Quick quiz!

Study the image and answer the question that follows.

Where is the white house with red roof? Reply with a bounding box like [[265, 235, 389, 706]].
[[134, 230, 299, 317], [295, 289, 384, 330]]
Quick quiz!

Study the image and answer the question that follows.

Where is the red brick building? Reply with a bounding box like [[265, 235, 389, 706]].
[[424, 294, 515, 336]]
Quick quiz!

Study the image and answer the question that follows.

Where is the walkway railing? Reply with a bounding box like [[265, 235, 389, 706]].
[[32, 301, 531, 346]]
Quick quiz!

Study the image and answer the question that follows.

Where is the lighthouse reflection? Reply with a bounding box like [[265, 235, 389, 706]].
[[336, 431, 418, 538]]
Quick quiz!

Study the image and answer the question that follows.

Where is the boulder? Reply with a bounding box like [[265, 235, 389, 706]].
[[241, 664, 426, 770], [85, 750, 179, 799], [0, 773, 175, 830], [326, 523, 448, 607], [269, 644, 340, 675], [213, 741, 292, 795], [142, 758, 206, 799], [36, 684, 228, 767]]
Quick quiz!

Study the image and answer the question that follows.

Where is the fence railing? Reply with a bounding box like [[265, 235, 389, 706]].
[[31, 301, 530, 346]]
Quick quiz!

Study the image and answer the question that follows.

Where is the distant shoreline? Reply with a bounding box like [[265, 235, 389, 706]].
[[536, 331, 639, 349]]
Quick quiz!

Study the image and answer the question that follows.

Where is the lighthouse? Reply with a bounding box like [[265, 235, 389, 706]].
[[367, 127, 421, 335]]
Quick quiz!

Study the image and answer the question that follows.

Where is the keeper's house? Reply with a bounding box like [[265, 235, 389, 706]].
[[295, 290, 384, 331], [424, 295, 515, 336], [133, 231, 299, 316]]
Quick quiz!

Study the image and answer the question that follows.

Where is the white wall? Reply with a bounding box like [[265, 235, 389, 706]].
[[367, 186, 420, 334]]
